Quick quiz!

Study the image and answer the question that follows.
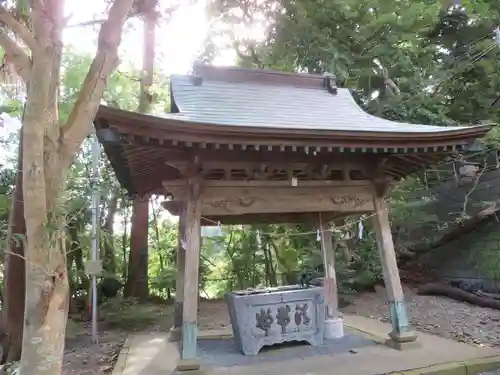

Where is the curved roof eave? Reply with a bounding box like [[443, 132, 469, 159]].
[[94, 105, 492, 144]]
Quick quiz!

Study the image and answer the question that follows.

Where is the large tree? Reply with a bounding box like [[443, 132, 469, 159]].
[[0, 0, 139, 373], [205, 0, 500, 128]]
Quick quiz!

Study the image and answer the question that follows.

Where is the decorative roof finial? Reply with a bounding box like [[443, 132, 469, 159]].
[[190, 61, 204, 86], [323, 72, 337, 95]]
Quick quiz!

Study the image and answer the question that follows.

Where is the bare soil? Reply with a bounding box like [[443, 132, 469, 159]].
[[62, 288, 500, 373], [63, 322, 127, 375]]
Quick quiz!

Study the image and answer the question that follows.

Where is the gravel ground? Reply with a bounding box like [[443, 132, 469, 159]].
[[197, 287, 500, 348], [342, 286, 500, 347], [63, 322, 126, 375], [61, 287, 500, 374]]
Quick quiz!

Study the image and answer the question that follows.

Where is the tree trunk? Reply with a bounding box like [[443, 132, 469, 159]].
[[72, 227, 88, 290], [123, 5, 156, 302], [418, 282, 500, 310], [1, 132, 26, 364], [124, 196, 150, 301], [0, 1, 139, 372], [263, 242, 277, 286], [121, 199, 129, 282], [18, 2, 135, 372], [21, 111, 70, 374]]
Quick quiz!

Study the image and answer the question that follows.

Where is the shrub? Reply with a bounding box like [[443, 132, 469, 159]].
[[100, 297, 160, 331]]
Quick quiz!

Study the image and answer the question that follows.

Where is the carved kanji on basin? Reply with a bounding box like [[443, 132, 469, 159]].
[[294, 303, 311, 331], [225, 286, 325, 355], [276, 305, 291, 334], [255, 308, 273, 336]]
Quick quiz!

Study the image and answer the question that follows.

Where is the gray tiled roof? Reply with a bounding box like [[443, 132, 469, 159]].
[[161, 74, 480, 133]]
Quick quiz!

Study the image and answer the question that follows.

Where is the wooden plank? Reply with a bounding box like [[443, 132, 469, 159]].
[[161, 199, 350, 224], [164, 179, 373, 189], [168, 186, 374, 216], [199, 186, 374, 215], [181, 178, 202, 359]]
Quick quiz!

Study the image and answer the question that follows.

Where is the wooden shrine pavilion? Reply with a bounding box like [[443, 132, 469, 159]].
[[93, 63, 491, 374]]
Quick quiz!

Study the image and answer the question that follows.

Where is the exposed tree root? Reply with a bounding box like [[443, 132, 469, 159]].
[[404, 204, 500, 256], [417, 282, 500, 310]]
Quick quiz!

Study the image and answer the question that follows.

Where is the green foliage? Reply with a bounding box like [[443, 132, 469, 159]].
[[0, 361, 19, 375], [3, 1, 500, 325], [198, 0, 500, 290], [205, 0, 500, 134], [0, 167, 16, 242], [148, 213, 177, 298], [100, 297, 163, 330], [388, 176, 440, 248], [200, 222, 384, 298]]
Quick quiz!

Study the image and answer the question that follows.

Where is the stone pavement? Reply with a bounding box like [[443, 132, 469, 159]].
[[112, 315, 500, 375]]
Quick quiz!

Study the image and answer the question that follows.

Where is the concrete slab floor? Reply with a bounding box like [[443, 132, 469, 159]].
[[196, 329, 377, 367], [112, 315, 500, 375]]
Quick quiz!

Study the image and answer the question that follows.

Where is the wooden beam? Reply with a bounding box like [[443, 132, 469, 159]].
[[161, 200, 349, 224], [171, 204, 186, 342], [372, 193, 417, 347], [166, 185, 374, 216], [119, 142, 376, 163], [164, 179, 373, 189], [207, 212, 348, 225], [319, 217, 338, 318], [181, 177, 202, 361], [199, 161, 367, 172]]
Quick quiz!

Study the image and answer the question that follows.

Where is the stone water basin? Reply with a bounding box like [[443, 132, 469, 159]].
[[225, 285, 325, 356]]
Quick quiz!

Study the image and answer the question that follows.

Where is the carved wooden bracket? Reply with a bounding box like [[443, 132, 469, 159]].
[[187, 175, 203, 201], [372, 177, 395, 197], [165, 155, 202, 178]]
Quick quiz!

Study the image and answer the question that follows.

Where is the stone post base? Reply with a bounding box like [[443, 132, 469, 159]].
[[385, 330, 420, 351], [324, 317, 344, 339], [169, 326, 182, 342], [172, 359, 209, 375]]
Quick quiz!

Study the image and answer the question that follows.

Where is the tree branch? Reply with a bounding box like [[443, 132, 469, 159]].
[[59, 0, 136, 167], [0, 28, 30, 82], [0, 4, 37, 51], [65, 19, 106, 28]]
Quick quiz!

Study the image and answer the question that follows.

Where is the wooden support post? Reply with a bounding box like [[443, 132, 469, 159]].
[[372, 194, 418, 350], [319, 220, 338, 318], [175, 177, 203, 373], [171, 204, 186, 342]]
